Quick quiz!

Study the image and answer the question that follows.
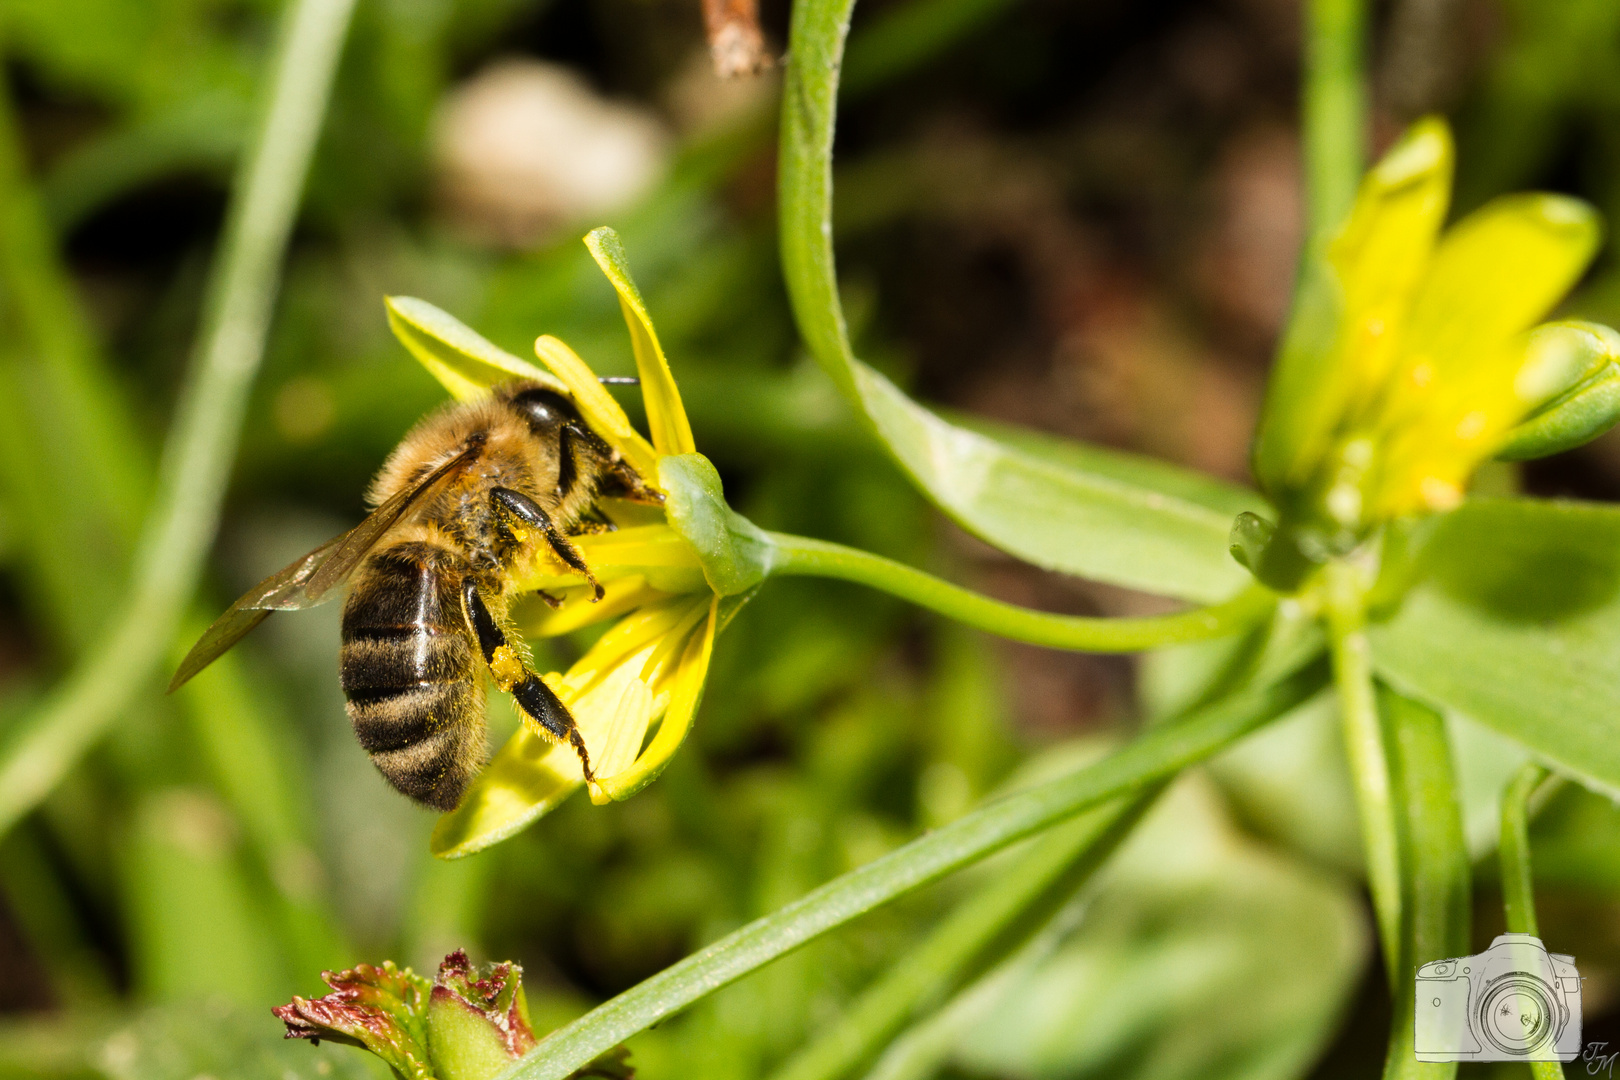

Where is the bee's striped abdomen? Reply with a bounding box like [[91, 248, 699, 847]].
[[340, 542, 484, 810]]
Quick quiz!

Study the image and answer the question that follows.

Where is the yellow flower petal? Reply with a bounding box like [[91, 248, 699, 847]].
[[534, 334, 660, 479], [429, 723, 579, 858], [386, 296, 565, 401], [597, 597, 718, 802], [584, 228, 697, 456], [559, 599, 701, 698], [1365, 194, 1602, 517], [514, 575, 664, 637]]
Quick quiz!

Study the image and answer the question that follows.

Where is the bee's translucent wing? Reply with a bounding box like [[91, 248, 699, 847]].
[[168, 443, 482, 693]]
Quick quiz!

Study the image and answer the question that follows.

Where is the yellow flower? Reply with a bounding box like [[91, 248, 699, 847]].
[[386, 228, 729, 858], [1252, 117, 1613, 558]]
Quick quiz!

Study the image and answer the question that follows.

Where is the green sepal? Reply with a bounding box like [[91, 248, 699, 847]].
[[1497, 321, 1620, 461], [657, 453, 775, 595]]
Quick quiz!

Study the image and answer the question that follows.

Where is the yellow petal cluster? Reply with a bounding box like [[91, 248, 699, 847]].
[[1255, 118, 1606, 550]]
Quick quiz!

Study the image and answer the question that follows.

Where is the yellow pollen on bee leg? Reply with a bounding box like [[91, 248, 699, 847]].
[[489, 645, 525, 690]]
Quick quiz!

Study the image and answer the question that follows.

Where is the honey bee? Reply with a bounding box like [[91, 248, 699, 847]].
[[170, 380, 659, 810]]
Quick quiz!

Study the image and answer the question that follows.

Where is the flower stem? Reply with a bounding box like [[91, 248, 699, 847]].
[[767, 533, 1275, 652], [495, 656, 1329, 1080], [0, 0, 358, 838], [1304, 0, 1366, 244], [1324, 558, 1402, 982]]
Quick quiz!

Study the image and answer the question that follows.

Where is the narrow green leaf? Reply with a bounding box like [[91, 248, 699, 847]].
[[386, 296, 566, 401], [777, 0, 1252, 603], [1381, 687, 1469, 1080], [496, 656, 1328, 1080], [1370, 498, 1620, 797]]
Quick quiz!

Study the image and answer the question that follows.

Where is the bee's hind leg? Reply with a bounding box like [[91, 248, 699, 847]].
[[460, 580, 594, 783], [490, 487, 604, 601]]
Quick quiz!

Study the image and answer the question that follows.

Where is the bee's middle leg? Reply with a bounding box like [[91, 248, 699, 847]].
[[460, 579, 594, 782]]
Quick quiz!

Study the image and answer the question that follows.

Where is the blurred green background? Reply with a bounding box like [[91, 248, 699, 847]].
[[0, 0, 1619, 1076]]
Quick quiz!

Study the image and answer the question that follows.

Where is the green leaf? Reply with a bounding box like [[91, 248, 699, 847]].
[[1497, 321, 1620, 460], [1370, 497, 1620, 797], [386, 296, 567, 402], [657, 453, 773, 595], [275, 960, 435, 1079], [777, 0, 1252, 603]]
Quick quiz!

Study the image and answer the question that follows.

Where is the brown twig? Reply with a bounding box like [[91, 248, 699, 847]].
[[703, 0, 771, 77]]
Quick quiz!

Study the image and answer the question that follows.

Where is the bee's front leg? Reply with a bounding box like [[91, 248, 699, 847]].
[[460, 579, 594, 782], [490, 486, 604, 601]]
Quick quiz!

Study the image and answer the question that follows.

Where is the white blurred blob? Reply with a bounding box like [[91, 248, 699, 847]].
[[432, 60, 671, 248]]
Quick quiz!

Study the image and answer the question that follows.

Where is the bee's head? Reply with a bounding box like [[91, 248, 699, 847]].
[[506, 384, 583, 435]]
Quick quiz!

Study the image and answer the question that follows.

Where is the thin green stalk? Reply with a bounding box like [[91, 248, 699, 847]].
[[0, 0, 358, 837], [1304, 0, 1366, 244], [1381, 687, 1469, 1080], [496, 657, 1328, 1080], [779, 0, 860, 403], [768, 533, 1275, 651], [1501, 762, 1549, 938], [768, 790, 1159, 1080], [1324, 559, 1402, 981]]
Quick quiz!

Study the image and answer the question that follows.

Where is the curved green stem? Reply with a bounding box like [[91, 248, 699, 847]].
[[0, 0, 358, 837], [767, 533, 1275, 652], [1324, 558, 1402, 984]]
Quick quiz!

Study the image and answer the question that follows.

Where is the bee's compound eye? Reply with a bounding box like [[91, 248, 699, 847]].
[[509, 388, 581, 433]]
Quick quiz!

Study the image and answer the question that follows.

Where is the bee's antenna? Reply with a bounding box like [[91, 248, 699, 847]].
[[598, 376, 640, 386]]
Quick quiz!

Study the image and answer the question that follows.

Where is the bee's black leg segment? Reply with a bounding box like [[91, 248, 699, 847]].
[[460, 580, 594, 782], [490, 487, 604, 600]]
